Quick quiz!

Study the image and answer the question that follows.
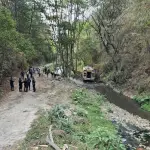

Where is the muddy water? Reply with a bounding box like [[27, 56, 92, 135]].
[[94, 84, 150, 121], [71, 77, 150, 121]]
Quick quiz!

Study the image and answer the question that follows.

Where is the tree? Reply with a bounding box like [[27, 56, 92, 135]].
[[90, 0, 127, 70], [43, 0, 89, 76]]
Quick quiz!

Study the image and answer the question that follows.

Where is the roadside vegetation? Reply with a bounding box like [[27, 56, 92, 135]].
[[1, 0, 150, 111], [18, 89, 125, 150], [133, 94, 150, 112]]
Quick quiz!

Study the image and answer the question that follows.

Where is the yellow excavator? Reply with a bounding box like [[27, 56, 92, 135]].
[[82, 66, 95, 81]]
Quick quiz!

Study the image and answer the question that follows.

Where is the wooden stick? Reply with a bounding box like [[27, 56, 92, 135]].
[[46, 125, 69, 150]]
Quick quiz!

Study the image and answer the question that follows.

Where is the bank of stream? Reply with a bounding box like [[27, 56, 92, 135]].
[[70, 78, 150, 149]]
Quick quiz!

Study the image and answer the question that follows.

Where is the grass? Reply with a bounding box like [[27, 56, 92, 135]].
[[18, 88, 126, 150], [133, 94, 150, 112]]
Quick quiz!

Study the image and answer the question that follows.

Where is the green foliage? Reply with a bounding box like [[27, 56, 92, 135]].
[[19, 89, 125, 150], [86, 127, 125, 150], [72, 89, 125, 150], [48, 105, 74, 134], [141, 103, 150, 112], [57, 118, 74, 134], [0, 1, 55, 81], [133, 94, 150, 104], [49, 104, 70, 120], [0, 6, 38, 79], [72, 89, 103, 106], [75, 106, 88, 117], [0, 7, 16, 30], [133, 94, 150, 112]]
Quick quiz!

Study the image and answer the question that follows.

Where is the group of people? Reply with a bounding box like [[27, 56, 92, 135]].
[[43, 66, 62, 78], [9, 67, 39, 92]]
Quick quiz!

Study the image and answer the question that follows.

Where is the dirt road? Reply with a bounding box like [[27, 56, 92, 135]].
[[0, 75, 75, 150]]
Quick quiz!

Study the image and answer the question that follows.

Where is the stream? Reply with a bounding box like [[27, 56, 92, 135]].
[[70, 78, 150, 149]]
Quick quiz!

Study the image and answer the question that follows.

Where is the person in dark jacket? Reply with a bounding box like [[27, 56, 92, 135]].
[[20, 71, 24, 79], [44, 67, 47, 75], [32, 77, 36, 92], [29, 68, 33, 78], [19, 78, 23, 92], [46, 69, 50, 77], [27, 77, 31, 91], [24, 78, 28, 92], [10, 76, 14, 91]]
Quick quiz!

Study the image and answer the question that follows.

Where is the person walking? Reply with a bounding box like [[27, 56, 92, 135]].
[[24, 78, 28, 92], [27, 77, 31, 91], [10, 76, 14, 91], [32, 77, 36, 92], [19, 77, 23, 92]]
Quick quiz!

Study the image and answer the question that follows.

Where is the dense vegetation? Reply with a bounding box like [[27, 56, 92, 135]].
[[0, 0, 54, 83], [1, 0, 150, 103], [19, 89, 125, 150]]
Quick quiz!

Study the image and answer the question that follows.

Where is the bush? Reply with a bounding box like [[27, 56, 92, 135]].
[[48, 105, 74, 133], [72, 89, 103, 106], [133, 94, 150, 112], [86, 127, 125, 150], [75, 107, 88, 117], [102, 62, 114, 74], [57, 118, 74, 134], [133, 95, 150, 105]]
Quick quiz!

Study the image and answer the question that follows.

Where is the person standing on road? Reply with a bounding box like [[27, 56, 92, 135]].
[[19, 77, 23, 92], [38, 68, 41, 77], [44, 67, 47, 75], [46, 69, 50, 77], [24, 78, 28, 92], [20, 71, 24, 79], [32, 77, 36, 92], [26, 71, 29, 79], [27, 77, 31, 91], [10, 76, 14, 91], [29, 67, 33, 78]]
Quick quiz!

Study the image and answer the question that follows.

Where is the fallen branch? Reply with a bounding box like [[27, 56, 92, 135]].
[[49, 125, 54, 143], [46, 136, 61, 150], [46, 125, 69, 150]]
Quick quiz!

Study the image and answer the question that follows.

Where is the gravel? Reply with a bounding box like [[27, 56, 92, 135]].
[[101, 101, 150, 150]]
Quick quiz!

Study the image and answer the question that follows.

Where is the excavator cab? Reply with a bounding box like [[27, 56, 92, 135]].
[[82, 66, 95, 82]]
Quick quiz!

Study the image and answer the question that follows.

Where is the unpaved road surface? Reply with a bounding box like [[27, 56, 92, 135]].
[[0, 75, 75, 150]]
